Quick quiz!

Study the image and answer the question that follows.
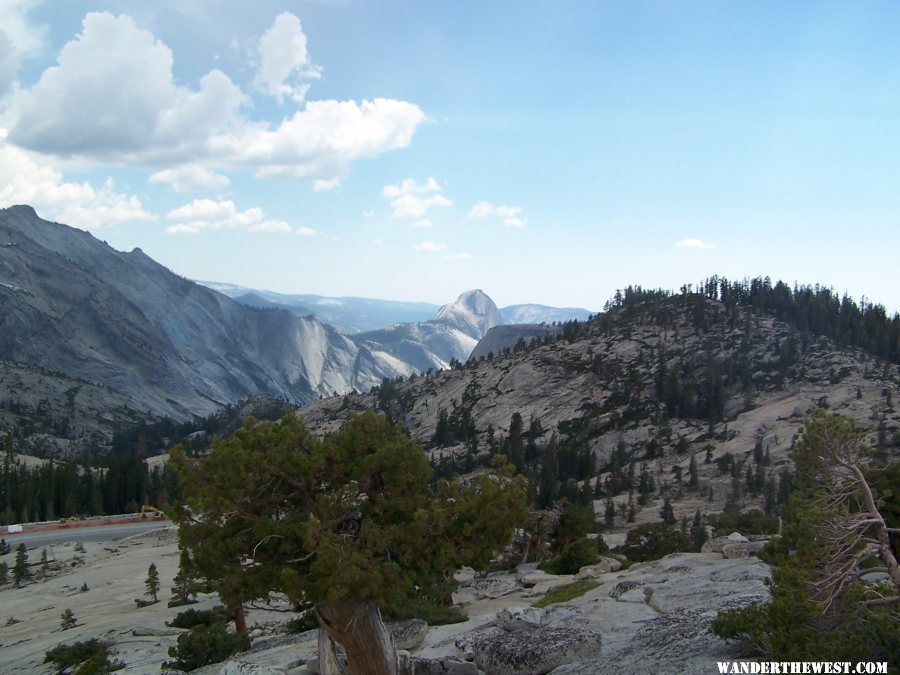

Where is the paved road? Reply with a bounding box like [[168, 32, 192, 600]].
[[3, 520, 174, 551]]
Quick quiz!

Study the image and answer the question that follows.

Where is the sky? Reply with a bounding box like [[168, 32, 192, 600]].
[[0, 1, 898, 313]]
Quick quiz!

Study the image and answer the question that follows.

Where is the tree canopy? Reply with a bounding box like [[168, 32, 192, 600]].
[[170, 411, 527, 672]]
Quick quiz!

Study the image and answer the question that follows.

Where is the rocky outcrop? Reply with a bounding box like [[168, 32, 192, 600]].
[[433, 290, 503, 340], [472, 626, 602, 675], [469, 324, 550, 361]]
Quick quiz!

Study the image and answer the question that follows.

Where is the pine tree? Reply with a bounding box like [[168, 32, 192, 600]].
[[660, 497, 676, 525], [170, 549, 198, 607], [688, 453, 699, 490], [145, 562, 160, 603], [12, 543, 28, 585], [0, 561, 8, 584], [60, 608, 76, 630]]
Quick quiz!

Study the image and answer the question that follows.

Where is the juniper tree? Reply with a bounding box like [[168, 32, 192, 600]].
[[170, 411, 527, 675]]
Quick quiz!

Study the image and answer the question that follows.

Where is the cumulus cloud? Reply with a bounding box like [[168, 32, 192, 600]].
[[148, 165, 230, 193], [0, 0, 47, 60], [447, 251, 472, 260], [384, 178, 452, 219], [296, 226, 318, 236], [7, 12, 425, 188], [10, 13, 247, 157], [675, 238, 715, 250], [0, 31, 19, 98], [466, 200, 527, 228], [413, 219, 432, 228], [0, 133, 154, 230], [413, 241, 447, 252], [164, 199, 290, 236], [253, 12, 321, 104]]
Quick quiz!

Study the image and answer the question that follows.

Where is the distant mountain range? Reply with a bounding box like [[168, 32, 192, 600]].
[[0, 205, 589, 455], [203, 282, 594, 334]]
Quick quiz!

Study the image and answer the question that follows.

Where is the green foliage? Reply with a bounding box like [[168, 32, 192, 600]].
[[284, 611, 319, 634], [169, 548, 199, 607], [541, 538, 604, 575], [0, 561, 7, 584], [167, 606, 230, 629], [709, 508, 779, 536], [163, 623, 250, 671], [144, 562, 159, 603], [60, 608, 77, 630], [44, 639, 121, 674], [170, 412, 528, 626], [382, 598, 468, 626], [12, 542, 28, 584], [532, 580, 601, 608], [619, 523, 691, 562], [711, 412, 900, 665]]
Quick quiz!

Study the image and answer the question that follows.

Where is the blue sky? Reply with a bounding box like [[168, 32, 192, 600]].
[[1, 1, 898, 312]]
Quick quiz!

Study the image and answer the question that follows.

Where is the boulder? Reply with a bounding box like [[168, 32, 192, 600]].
[[473, 626, 602, 675], [496, 606, 546, 632], [573, 557, 622, 579], [400, 655, 478, 674], [219, 662, 282, 675], [518, 570, 560, 587], [390, 619, 429, 651], [469, 577, 518, 600]]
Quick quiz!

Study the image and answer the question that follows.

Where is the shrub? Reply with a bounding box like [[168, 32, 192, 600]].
[[44, 639, 122, 674], [383, 598, 468, 626], [541, 538, 600, 575], [709, 508, 779, 536], [163, 623, 250, 671], [619, 523, 691, 562], [166, 605, 230, 629]]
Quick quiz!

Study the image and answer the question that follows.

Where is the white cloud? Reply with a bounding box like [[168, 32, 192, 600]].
[[0, 1, 47, 60], [413, 219, 432, 228], [413, 241, 446, 252], [0, 133, 155, 230], [10, 13, 247, 158], [361, 210, 375, 219], [675, 238, 715, 250], [0, 30, 19, 98], [466, 200, 494, 219], [447, 251, 472, 260], [296, 226, 318, 236], [164, 199, 290, 236], [313, 177, 341, 192], [502, 217, 527, 229], [467, 200, 526, 228], [148, 165, 230, 193], [384, 177, 452, 219], [7, 13, 425, 188], [253, 12, 321, 104]]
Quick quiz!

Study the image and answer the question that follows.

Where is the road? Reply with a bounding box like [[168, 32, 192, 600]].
[[3, 520, 173, 550]]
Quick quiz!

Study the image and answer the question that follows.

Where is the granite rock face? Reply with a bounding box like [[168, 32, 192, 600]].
[[472, 626, 602, 675]]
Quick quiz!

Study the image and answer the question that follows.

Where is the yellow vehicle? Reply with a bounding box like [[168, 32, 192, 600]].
[[140, 505, 165, 519]]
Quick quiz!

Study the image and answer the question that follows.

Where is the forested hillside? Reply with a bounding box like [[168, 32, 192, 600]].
[[300, 277, 900, 522]]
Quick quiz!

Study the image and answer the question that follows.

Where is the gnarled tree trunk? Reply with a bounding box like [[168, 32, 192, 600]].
[[316, 601, 398, 675]]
